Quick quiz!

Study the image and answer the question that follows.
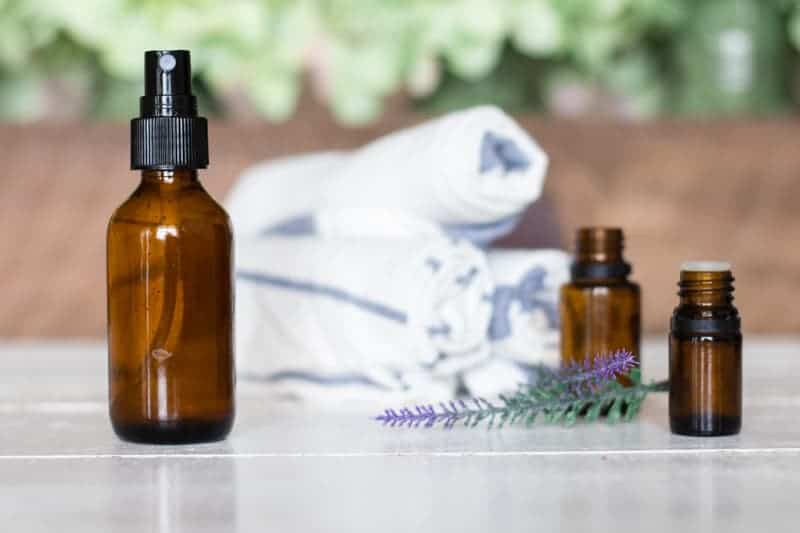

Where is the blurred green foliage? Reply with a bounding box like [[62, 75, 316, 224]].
[[0, 0, 797, 124]]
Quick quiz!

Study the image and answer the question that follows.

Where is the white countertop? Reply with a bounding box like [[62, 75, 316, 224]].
[[1, 337, 799, 532]]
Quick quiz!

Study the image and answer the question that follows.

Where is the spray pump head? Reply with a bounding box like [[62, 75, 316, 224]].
[[141, 50, 196, 118], [131, 50, 208, 170]]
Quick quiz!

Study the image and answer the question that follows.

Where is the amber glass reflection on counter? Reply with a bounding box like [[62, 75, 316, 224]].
[[560, 228, 641, 384], [107, 169, 235, 444], [669, 264, 741, 436]]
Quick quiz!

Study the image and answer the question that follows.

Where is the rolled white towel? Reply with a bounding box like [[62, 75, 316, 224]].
[[235, 235, 494, 405], [486, 249, 570, 366], [227, 152, 347, 238], [226, 106, 548, 246], [460, 249, 570, 398]]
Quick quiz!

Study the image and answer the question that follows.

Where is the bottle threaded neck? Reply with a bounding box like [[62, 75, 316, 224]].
[[678, 266, 735, 306], [672, 263, 739, 335], [571, 227, 631, 280], [575, 227, 624, 263]]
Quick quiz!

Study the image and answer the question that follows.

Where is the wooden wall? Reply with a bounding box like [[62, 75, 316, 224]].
[[1, 113, 797, 336]]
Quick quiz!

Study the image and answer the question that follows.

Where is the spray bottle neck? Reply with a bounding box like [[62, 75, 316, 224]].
[[140, 169, 199, 191]]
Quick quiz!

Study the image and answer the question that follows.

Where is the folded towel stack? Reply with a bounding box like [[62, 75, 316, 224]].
[[237, 237, 493, 405], [227, 106, 569, 407]]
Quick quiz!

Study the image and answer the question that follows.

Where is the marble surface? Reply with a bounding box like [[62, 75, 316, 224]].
[[1, 337, 799, 532]]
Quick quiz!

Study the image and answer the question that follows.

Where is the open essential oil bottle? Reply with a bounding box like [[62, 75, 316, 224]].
[[560, 228, 641, 382], [669, 262, 741, 437], [107, 50, 235, 444]]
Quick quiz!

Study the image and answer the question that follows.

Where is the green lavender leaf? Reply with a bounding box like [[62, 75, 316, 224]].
[[585, 399, 604, 421]]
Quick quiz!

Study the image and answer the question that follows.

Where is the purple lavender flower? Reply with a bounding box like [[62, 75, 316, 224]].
[[376, 399, 497, 429], [560, 349, 638, 388]]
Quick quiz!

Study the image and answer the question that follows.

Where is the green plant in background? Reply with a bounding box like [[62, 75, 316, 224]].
[[673, 0, 791, 117], [418, 0, 684, 117], [0, 0, 798, 124]]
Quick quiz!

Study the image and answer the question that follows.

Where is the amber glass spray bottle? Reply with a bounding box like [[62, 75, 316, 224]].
[[670, 262, 741, 436], [107, 50, 235, 444], [560, 228, 641, 381]]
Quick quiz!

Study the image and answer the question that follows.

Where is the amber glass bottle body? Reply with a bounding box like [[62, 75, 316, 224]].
[[669, 265, 741, 437], [107, 169, 235, 443], [560, 228, 641, 382]]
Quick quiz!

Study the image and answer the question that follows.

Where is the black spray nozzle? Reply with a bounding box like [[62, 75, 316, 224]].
[[131, 49, 208, 170], [140, 50, 197, 117]]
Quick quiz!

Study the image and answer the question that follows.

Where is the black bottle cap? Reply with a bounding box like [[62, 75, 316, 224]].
[[131, 50, 209, 170], [570, 227, 632, 280]]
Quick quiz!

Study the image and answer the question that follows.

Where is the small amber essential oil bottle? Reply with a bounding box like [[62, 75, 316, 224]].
[[669, 262, 741, 437], [107, 51, 235, 444], [560, 228, 641, 380]]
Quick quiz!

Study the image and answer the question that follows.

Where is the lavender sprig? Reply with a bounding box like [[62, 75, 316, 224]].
[[376, 350, 667, 429], [557, 349, 638, 391], [377, 398, 505, 429]]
